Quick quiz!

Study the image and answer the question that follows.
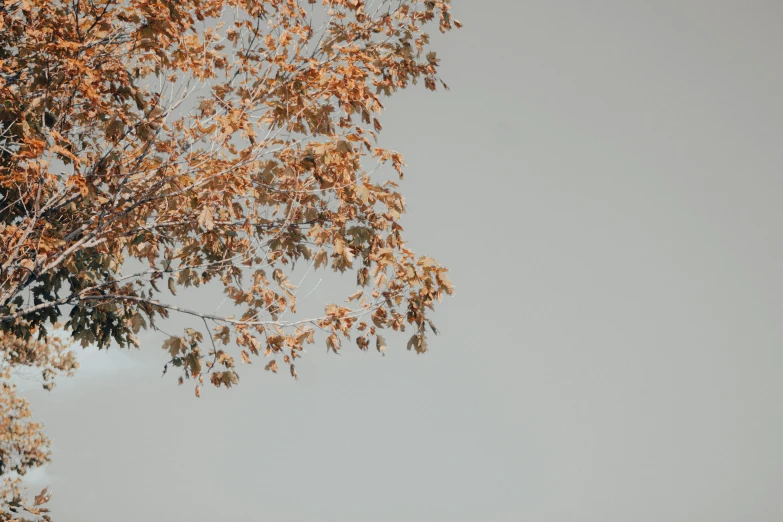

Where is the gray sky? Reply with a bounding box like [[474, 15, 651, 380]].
[[18, 1, 783, 520]]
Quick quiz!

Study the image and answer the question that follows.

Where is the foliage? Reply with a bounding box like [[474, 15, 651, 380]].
[[0, 0, 457, 517]]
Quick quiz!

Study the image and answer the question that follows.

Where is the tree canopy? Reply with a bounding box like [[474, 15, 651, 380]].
[[0, 0, 457, 518]]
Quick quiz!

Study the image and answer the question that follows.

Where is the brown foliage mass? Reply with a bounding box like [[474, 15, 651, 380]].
[[0, 0, 457, 518]]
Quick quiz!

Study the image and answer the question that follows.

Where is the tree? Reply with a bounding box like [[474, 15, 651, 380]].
[[0, 0, 457, 517]]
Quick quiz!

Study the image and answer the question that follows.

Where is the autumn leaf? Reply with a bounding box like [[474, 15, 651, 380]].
[[428, 320, 439, 335], [105, 116, 125, 142], [376, 335, 387, 356], [130, 313, 143, 334], [356, 184, 371, 204], [326, 333, 341, 354], [198, 206, 215, 231], [33, 488, 50, 506], [51, 144, 79, 164]]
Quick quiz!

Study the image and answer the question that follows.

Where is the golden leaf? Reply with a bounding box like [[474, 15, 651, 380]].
[[197, 206, 214, 231]]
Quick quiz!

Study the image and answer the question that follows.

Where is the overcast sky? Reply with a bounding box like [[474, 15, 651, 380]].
[[18, 1, 783, 521]]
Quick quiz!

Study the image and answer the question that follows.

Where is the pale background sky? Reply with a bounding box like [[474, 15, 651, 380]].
[[17, 1, 783, 520]]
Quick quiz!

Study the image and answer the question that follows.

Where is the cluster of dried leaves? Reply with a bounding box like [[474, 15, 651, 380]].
[[0, 0, 457, 518]]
